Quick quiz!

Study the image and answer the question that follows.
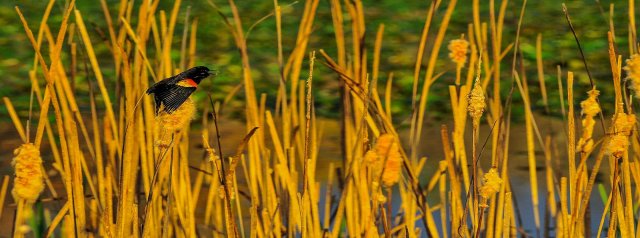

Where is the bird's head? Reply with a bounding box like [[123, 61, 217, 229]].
[[182, 66, 214, 83]]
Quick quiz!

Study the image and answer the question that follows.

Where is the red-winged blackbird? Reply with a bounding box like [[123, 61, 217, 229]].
[[146, 66, 213, 114]]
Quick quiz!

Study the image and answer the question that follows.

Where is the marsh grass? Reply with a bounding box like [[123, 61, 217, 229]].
[[4, 0, 640, 237]]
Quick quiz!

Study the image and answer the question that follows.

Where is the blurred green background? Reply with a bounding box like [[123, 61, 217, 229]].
[[0, 0, 631, 124]]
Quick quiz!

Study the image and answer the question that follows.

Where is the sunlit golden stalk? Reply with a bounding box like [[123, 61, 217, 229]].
[[74, 9, 120, 156], [412, 0, 457, 165], [440, 125, 462, 236], [608, 161, 621, 237], [3, 98, 27, 142], [372, 24, 384, 84], [449, 75, 471, 193], [28, 71, 61, 171], [31, 0, 55, 71], [543, 136, 557, 227], [384, 73, 394, 120], [514, 71, 541, 236], [411, 1, 437, 108], [498, 192, 511, 238], [302, 52, 315, 195], [0, 176, 8, 221], [535, 34, 549, 112], [493, 84, 514, 238], [439, 171, 448, 238], [564, 71, 578, 235], [630, 0, 637, 53]]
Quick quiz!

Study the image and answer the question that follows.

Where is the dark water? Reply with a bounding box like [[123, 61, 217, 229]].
[[0, 114, 616, 237]]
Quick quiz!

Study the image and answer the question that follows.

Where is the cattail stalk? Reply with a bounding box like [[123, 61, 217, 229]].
[[466, 52, 485, 236]]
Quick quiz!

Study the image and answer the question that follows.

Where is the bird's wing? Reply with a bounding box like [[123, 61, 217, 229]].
[[154, 86, 196, 114], [147, 78, 166, 94]]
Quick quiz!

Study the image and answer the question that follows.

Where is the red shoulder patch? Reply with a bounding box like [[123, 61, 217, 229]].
[[177, 78, 198, 87]]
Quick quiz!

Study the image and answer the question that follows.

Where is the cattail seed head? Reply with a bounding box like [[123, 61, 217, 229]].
[[580, 89, 601, 117], [365, 134, 403, 187], [624, 54, 640, 98], [479, 168, 502, 207], [155, 98, 196, 146], [448, 39, 469, 66], [607, 112, 636, 158], [577, 89, 601, 153], [11, 143, 45, 203], [467, 82, 486, 125], [156, 98, 196, 132]]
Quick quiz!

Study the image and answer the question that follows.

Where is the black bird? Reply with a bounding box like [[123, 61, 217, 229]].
[[146, 66, 213, 114]]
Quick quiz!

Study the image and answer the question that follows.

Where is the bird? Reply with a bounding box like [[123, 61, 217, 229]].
[[146, 66, 214, 114]]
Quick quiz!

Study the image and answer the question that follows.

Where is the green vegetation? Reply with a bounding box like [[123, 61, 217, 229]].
[[0, 1, 631, 119]]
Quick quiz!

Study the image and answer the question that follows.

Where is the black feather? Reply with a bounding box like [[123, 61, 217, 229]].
[[153, 86, 195, 114], [146, 66, 213, 114]]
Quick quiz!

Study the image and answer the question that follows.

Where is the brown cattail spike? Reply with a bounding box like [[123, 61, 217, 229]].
[[577, 88, 601, 153], [448, 39, 469, 66], [607, 110, 636, 158], [11, 143, 44, 203], [479, 168, 502, 207], [155, 97, 196, 146], [365, 134, 403, 187], [624, 54, 640, 98], [467, 82, 485, 126]]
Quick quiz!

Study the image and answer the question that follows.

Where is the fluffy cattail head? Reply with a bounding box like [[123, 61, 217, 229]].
[[155, 97, 196, 146], [448, 39, 469, 66], [365, 134, 403, 187], [156, 97, 196, 132], [577, 88, 601, 153], [624, 54, 640, 98], [479, 168, 502, 207], [12, 143, 45, 203], [580, 89, 601, 117], [467, 82, 486, 125], [607, 112, 636, 158]]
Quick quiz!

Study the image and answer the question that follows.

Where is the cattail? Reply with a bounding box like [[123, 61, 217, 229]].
[[156, 97, 196, 132], [155, 97, 196, 146], [448, 39, 469, 66], [226, 156, 239, 200], [577, 88, 601, 153], [467, 82, 486, 126], [479, 168, 502, 207], [11, 143, 44, 203], [365, 134, 403, 187], [624, 54, 640, 98], [607, 111, 636, 158]]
